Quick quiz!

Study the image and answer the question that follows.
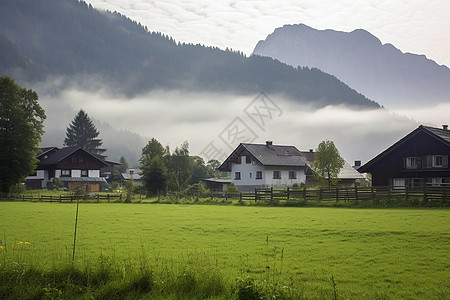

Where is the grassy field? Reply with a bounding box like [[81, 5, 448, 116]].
[[1, 202, 449, 299]]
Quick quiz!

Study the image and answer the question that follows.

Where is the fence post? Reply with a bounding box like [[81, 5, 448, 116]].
[[271, 187, 273, 201], [287, 187, 290, 200], [60, 195, 62, 202], [355, 186, 358, 201], [319, 188, 322, 201], [335, 188, 339, 202], [423, 186, 428, 204], [255, 188, 257, 202], [107, 194, 110, 203], [388, 186, 391, 204], [240, 192, 243, 202]]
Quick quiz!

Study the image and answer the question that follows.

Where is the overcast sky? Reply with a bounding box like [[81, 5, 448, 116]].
[[87, 0, 450, 67]]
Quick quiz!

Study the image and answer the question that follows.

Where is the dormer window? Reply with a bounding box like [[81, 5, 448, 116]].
[[432, 155, 443, 168]]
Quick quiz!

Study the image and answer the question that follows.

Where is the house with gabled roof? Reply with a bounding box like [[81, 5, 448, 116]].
[[26, 147, 111, 192], [218, 141, 308, 192], [358, 125, 450, 188]]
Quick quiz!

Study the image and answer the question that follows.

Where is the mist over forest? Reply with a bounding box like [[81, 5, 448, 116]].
[[0, 0, 441, 166]]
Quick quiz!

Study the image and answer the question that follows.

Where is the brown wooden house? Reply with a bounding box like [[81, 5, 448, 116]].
[[26, 147, 110, 192], [358, 125, 450, 188]]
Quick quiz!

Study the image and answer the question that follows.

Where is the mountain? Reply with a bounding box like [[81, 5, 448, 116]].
[[0, 0, 379, 108], [253, 24, 450, 108]]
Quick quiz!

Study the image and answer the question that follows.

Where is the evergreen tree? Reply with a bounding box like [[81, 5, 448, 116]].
[[0, 76, 46, 192], [64, 109, 106, 157], [117, 156, 128, 174]]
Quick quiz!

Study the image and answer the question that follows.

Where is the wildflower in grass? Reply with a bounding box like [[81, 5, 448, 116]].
[[0, 246, 3, 250], [25, 242, 31, 245], [18, 241, 23, 245]]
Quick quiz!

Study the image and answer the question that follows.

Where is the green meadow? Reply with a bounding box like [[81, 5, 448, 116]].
[[1, 202, 449, 299]]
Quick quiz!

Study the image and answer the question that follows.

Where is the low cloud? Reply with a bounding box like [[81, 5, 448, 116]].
[[35, 80, 423, 166]]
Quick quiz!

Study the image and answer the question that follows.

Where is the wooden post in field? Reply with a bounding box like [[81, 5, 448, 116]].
[[72, 198, 80, 263]]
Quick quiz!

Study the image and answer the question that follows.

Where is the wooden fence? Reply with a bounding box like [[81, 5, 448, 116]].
[[2, 186, 449, 206], [213, 186, 450, 205], [0, 193, 122, 203]]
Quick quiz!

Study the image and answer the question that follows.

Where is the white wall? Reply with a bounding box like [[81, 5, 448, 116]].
[[89, 170, 100, 177], [231, 155, 306, 192], [72, 170, 81, 177]]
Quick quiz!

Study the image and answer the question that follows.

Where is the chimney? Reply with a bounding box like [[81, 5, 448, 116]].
[[443, 125, 448, 130], [266, 140, 273, 146], [309, 149, 313, 153], [354, 160, 361, 167]]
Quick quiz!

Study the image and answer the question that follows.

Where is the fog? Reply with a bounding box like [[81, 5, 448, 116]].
[[35, 82, 436, 167]]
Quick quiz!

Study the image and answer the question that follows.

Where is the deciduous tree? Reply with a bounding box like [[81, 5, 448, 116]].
[[313, 140, 345, 187], [0, 76, 46, 192]]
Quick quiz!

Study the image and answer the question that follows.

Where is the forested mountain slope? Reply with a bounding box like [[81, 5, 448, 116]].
[[0, 0, 379, 108]]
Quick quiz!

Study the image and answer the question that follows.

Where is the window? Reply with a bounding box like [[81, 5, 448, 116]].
[[246, 156, 251, 164], [289, 171, 297, 179], [61, 170, 71, 177], [249, 173, 252, 178], [393, 178, 405, 189], [81, 170, 88, 177], [433, 155, 443, 167], [234, 172, 241, 180], [431, 178, 444, 186], [256, 171, 263, 179], [273, 171, 281, 179], [236, 156, 241, 164], [406, 157, 418, 169]]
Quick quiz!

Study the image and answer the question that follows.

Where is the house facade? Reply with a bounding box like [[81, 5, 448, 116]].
[[218, 141, 308, 192], [358, 125, 450, 188], [26, 147, 110, 192]]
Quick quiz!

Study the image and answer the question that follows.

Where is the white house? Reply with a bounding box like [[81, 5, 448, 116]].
[[218, 141, 308, 192]]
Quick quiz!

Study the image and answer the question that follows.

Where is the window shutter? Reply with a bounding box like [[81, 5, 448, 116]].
[[443, 155, 449, 168], [426, 155, 432, 168]]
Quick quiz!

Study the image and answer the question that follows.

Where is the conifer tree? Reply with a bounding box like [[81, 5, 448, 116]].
[[64, 109, 106, 157]]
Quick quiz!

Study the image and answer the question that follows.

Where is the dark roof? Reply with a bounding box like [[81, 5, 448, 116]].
[[219, 142, 307, 171], [359, 125, 450, 173], [58, 177, 108, 183], [422, 125, 450, 144], [37, 147, 58, 159], [38, 147, 110, 167]]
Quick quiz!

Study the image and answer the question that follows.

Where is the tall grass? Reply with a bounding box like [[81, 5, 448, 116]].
[[0, 244, 310, 299]]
